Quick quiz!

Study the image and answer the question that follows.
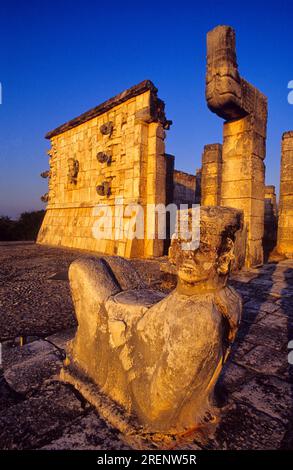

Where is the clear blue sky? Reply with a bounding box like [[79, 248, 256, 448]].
[[0, 0, 292, 218]]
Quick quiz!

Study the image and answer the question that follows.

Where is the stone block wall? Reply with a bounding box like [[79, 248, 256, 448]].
[[38, 80, 171, 258], [265, 185, 277, 218], [201, 144, 222, 206]]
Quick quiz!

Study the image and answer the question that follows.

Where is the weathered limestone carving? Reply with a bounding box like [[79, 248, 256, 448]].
[[206, 25, 268, 267], [100, 121, 114, 136], [96, 181, 111, 197], [263, 185, 277, 259], [201, 144, 222, 206], [277, 131, 293, 257], [96, 151, 112, 165], [67, 158, 79, 185], [61, 206, 243, 434], [41, 144, 57, 204], [40, 170, 50, 179]]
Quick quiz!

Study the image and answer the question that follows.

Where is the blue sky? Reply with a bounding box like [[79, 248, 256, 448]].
[[0, 0, 292, 218]]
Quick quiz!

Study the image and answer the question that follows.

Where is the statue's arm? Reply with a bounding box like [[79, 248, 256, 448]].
[[68, 257, 120, 325], [215, 286, 242, 345]]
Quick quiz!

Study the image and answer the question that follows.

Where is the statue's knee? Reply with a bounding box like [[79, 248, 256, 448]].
[[69, 257, 120, 303]]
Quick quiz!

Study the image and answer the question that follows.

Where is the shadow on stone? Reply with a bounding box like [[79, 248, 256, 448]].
[[280, 267, 293, 449]]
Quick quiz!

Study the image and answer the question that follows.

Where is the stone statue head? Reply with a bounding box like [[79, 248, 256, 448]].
[[169, 206, 243, 294]]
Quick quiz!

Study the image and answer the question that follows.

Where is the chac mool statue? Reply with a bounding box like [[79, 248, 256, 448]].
[[61, 206, 244, 434]]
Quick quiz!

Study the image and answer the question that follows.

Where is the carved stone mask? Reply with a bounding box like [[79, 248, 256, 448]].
[[96, 181, 111, 197], [96, 152, 112, 164], [100, 122, 113, 136], [68, 158, 79, 184]]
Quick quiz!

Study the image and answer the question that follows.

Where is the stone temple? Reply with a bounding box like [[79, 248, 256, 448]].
[[38, 25, 292, 267], [1, 23, 293, 450], [37, 80, 173, 258], [35, 24, 293, 437]]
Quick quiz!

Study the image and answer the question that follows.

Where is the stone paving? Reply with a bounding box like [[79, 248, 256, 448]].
[[0, 244, 292, 449]]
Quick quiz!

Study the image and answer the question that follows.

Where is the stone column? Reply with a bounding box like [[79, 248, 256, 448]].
[[265, 185, 277, 218], [173, 170, 196, 207], [277, 131, 293, 257], [264, 185, 277, 259], [206, 25, 267, 267], [201, 143, 222, 206]]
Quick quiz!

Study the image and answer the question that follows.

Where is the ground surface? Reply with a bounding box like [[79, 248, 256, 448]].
[[0, 243, 292, 450]]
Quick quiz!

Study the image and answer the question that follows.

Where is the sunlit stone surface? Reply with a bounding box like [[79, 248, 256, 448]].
[[61, 206, 243, 434], [37, 80, 171, 258], [277, 132, 293, 258], [206, 25, 268, 267]]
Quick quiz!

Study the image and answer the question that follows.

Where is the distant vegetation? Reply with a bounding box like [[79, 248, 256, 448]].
[[0, 210, 45, 241]]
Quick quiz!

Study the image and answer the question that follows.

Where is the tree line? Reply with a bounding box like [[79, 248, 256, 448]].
[[0, 210, 45, 241]]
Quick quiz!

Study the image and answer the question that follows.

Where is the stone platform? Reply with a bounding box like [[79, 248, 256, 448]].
[[0, 243, 292, 449]]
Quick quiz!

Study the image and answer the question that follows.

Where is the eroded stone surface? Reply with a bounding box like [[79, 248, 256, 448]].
[[64, 206, 244, 434], [0, 381, 87, 450], [277, 132, 293, 258], [0, 244, 77, 340], [235, 345, 290, 379], [233, 375, 292, 423], [42, 411, 131, 450], [0, 244, 165, 340], [4, 351, 62, 394], [212, 403, 287, 450], [173, 169, 197, 207], [0, 244, 292, 449], [37, 80, 171, 258]]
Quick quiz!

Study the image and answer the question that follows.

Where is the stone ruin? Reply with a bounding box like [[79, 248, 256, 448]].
[[37, 78, 205, 259], [61, 206, 243, 434], [277, 132, 293, 258], [201, 144, 222, 207], [205, 25, 268, 267], [38, 80, 173, 258]]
